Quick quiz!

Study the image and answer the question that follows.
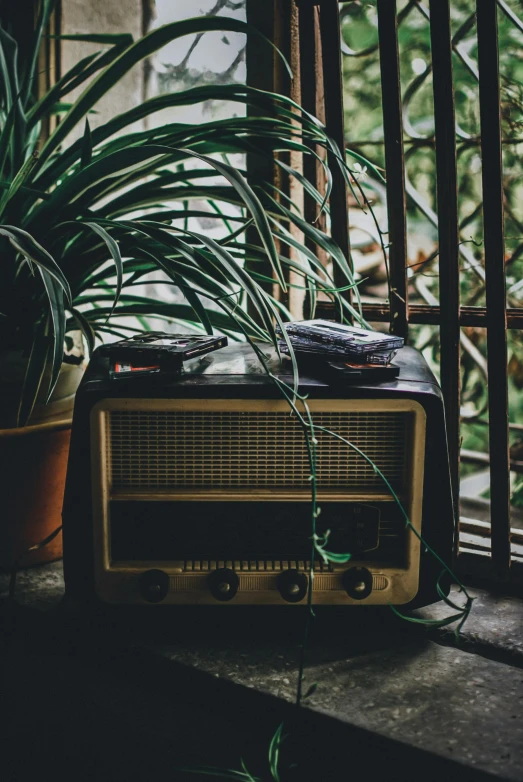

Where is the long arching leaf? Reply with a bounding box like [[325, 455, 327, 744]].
[[17, 330, 50, 426], [139, 245, 214, 335], [32, 84, 319, 190], [36, 17, 291, 168], [21, 0, 55, 104], [182, 228, 278, 343], [180, 148, 286, 290], [76, 221, 123, 315], [38, 267, 66, 401], [0, 225, 71, 302]]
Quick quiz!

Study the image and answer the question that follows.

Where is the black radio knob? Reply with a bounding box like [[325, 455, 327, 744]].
[[208, 568, 239, 602], [139, 569, 170, 603], [277, 569, 308, 603], [342, 567, 373, 600]]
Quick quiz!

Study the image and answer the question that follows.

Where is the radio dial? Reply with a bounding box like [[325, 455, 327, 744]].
[[208, 568, 239, 601], [342, 567, 373, 600], [139, 569, 170, 603], [277, 569, 308, 603]]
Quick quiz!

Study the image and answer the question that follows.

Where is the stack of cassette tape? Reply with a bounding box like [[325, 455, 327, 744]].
[[277, 320, 404, 383], [98, 332, 228, 380]]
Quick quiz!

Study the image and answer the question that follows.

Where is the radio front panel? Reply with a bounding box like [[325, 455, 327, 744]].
[[90, 398, 426, 605]]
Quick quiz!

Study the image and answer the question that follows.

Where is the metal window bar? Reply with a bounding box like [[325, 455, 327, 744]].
[[369, 0, 519, 583], [246, 1, 522, 584], [317, 0, 352, 307], [298, 0, 329, 315], [356, 304, 523, 329], [376, 0, 408, 339], [322, 1, 522, 583], [429, 0, 461, 556], [476, 0, 511, 581]]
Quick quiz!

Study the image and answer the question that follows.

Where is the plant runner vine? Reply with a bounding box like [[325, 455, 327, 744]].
[[187, 228, 475, 704], [182, 309, 475, 781], [240, 339, 475, 706]]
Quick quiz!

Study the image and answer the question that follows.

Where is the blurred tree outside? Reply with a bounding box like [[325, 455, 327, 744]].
[[143, 0, 523, 508], [339, 0, 523, 507]]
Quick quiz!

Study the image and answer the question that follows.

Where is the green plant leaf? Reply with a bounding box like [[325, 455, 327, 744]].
[[239, 759, 259, 782], [268, 723, 284, 782], [346, 148, 386, 184], [68, 306, 96, 356], [0, 26, 27, 169], [16, 330, 50, 427], [22, 0, 55, 104], [0, 151, 38, 214], [179, 766, 260, 781], [0, 180, 48, 199], [49, 102, 98, 114], [0, 225, 71, 303], [138, 244, 214, 335], [78, 221, 123, 315], [80, 118, 93, 168], [0, 27, 15, 109], [28, 47, 125, 128], [73, 295, 266, 341], [38, 268, 66, 402], [0, 92, 21, 179], [36, 17, 290, 168], [51, 33, 134, 45], [29, 145, 189, 228], [182, 228, 278, 344], [180, 148, 286, 290], [303, 682, 318, 700], [389, 606, 466, 628]]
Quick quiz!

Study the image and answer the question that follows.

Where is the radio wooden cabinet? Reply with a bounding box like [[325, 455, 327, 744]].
[[63, 344, 454, 608]]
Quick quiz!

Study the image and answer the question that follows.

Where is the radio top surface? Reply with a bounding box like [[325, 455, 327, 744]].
[[80, 342, 441, 401]]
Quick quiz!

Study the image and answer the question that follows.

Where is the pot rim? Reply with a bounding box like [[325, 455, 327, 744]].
[[0, 418, 72, 438]]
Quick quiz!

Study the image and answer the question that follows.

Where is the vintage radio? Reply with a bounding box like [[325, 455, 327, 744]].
[[62, 344, 454, 608]]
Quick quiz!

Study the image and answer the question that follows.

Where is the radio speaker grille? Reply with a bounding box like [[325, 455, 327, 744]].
[[108, 409, 407, 492]]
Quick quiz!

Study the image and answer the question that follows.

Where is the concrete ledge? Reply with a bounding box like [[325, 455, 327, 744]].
[[1, 562, 522, 780]]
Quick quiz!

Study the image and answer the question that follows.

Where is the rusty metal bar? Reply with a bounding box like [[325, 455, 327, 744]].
[[429, 0, 461, 547], [376, 0, 408, 339], [345, 137, 523, 149], [245, 2, 276, 318], [470, 418, 523, 433], [458, 551, 523, 583], [461, 449, 523, 474], [318, 0, 352, 313], [298, 1, 328, 317], [476, 0, 511, 579], [273, 0, 305, 318], [315, 301, 523, 329], [461, 517, 523, 546]]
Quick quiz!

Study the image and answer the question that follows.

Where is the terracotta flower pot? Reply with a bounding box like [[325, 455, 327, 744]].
[[0, 345, 85, 571], [0, 421, 71, 570]]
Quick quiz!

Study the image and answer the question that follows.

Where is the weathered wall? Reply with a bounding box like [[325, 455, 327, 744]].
[[60, 0, 145, 141]]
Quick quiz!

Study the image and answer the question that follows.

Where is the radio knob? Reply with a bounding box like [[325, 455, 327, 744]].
[[139, 569, 169, 603], [342, 567, 373, 600], [277, 569, 308, 603], [208, 568, 239, 602]]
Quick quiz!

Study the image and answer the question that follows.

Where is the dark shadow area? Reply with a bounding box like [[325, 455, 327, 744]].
[[0, 599, 505, 782]]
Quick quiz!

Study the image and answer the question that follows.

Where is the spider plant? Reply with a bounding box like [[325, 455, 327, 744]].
[[0, 1, 374, 426]]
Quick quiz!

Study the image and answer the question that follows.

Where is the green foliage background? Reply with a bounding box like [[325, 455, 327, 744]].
[[340, 0, 523, 498]]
